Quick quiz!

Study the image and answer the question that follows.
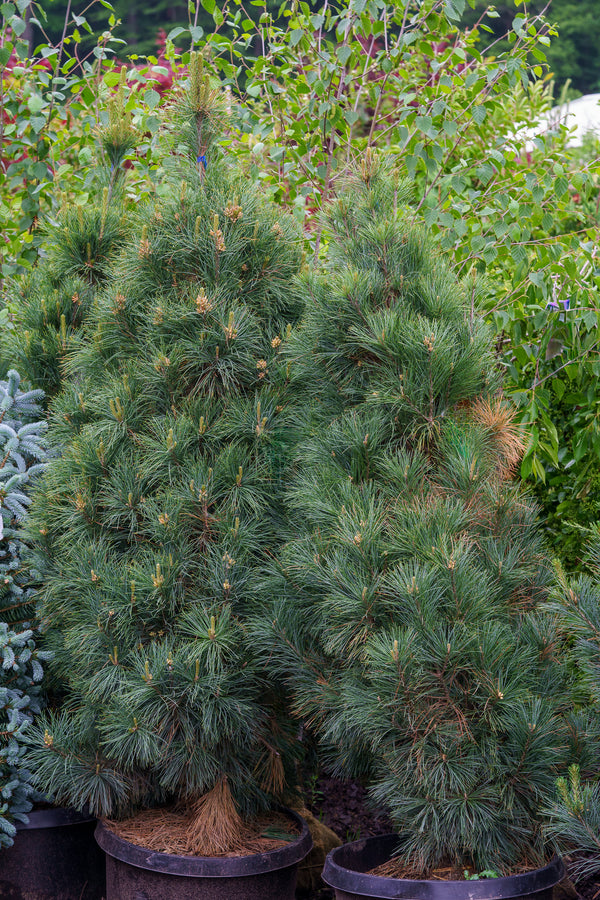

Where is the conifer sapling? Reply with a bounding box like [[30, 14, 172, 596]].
[[543, 536, 600, 879], [258, 155, 577, 875], [23, 57, 304, 855], [0, 371, 50, 848]]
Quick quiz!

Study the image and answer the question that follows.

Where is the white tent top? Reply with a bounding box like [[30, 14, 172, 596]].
[[540, 93, 600, 148]]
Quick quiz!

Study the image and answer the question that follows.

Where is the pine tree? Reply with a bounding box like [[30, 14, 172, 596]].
[[255, 155, 577, 875], [0, 370, 51, 849], [5, 69, 138, 399], [0, 370, 48, 625], [542, 534, 600, 878], [22, 56, 304, 855]]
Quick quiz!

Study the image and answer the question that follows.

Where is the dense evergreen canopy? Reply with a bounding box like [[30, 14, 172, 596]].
[[22, 58, 304, 853], [254, 155, 585, 875]]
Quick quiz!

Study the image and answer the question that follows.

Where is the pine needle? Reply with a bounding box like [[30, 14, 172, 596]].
[[470, 397, 525, 477]]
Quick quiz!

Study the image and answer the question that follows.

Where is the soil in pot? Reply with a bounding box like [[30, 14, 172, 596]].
[[367, 859, 540, 879], [95, 806, 312, 900], [0, 806, 106, 900]]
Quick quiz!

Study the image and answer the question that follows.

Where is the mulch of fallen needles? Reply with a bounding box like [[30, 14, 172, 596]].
[[107, 807, 299, 858]]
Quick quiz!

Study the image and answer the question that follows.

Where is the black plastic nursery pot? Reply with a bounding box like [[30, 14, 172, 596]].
[[0, 806, 106, 900], [322, 834, 565, 900], [95, 807, 313, 900]]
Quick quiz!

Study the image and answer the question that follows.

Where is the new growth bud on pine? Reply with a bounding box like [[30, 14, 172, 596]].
[[177, 52, 228, 165], [99, 66, 139, 171]]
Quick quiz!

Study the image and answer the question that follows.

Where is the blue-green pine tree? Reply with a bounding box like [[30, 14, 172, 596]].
[[22, 56, 304, 855], [254, 154, 581, 875], [0, 370, 51, 849], [543, 534, 600, 878]]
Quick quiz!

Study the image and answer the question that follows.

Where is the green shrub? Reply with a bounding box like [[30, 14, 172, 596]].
[[21, 59, 305, 854], [255, 158, 581, 874], [543, 537, 600, 875], [5, 72, 138, 397]]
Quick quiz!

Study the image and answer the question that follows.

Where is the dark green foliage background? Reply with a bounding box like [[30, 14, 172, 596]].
[[34, 0, 600, 95], [462, 0, 600, 95]]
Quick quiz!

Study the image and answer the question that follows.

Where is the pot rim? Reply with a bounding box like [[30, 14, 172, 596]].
[[322, 834, 565, 900], [16, 806, 95, 831], [95, 806, 312, 878]]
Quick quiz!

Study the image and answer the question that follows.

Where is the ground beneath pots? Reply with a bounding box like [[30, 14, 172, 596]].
[[304, 774, 394, 844], [295, 774, 394, 900], [576, 878, 600, 900], [568, 862, 600, 900]]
